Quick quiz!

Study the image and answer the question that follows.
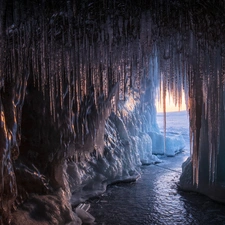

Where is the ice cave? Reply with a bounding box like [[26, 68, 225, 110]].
[[0, 0, 225, 224]]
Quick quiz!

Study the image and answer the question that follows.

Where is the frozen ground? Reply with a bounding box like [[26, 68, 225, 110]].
[[88, 150, 225, 225]]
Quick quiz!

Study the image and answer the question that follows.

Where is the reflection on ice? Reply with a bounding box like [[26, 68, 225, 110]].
[[89, 151, 225, 225]]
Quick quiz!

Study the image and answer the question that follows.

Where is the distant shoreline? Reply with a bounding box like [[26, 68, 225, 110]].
[[157, 110, 188, 114]]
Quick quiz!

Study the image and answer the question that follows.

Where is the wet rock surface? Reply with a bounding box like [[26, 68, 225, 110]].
[[88, 151, 225, 225]]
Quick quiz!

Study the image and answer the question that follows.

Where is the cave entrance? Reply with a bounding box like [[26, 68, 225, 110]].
[[155, 90, 190, 157]]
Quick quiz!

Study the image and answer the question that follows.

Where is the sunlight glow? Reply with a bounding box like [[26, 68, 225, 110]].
[[156, 91, 187, 112]]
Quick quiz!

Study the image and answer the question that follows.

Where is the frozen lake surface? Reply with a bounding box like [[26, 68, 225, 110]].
[[157, 110, 190, 150], [88, 111, 225, 225]]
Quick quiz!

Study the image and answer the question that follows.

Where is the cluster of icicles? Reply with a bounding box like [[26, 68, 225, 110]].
[[0, 0, 225, 211]]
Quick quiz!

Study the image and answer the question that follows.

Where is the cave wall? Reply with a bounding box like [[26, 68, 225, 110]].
[[8, 68, 158, 225], [0, 1, 158, 223], [65, 82, 159, 205]]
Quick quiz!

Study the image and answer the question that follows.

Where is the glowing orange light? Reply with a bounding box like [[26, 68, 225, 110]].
[[156, 91, 186, 112]]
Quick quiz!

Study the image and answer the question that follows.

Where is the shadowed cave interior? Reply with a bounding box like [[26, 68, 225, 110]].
[[0, 0, 225, 224]]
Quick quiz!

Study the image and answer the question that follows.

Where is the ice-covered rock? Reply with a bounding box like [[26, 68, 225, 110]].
[[75, 208, 95, 224], [165, 132, 185, 156], [149, 131, 185, 156], [65, 216, 82, 225], [148, 131, 165, 155], [11, 189, 80, 225]]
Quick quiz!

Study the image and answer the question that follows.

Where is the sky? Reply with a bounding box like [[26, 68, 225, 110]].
[[156, 91, 187, 112]]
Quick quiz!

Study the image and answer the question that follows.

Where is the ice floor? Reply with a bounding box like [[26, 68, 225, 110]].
[[87, 111, 225, 225], [88, 151, 225, 225]]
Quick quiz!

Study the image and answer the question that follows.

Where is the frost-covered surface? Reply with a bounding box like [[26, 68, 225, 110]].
[[68, 112, 142, 205], [68, 93, 161, 206]]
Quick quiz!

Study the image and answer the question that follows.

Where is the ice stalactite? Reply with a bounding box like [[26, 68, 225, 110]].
[[1, 1, 157, 223], [147, 0, 225, 201]]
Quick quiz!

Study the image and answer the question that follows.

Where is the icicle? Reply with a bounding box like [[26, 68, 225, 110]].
[[59, 51, 64, 110], [162, 73, 167, 155], [66, 50, 72, 119], [41, 22, 47, 100]]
